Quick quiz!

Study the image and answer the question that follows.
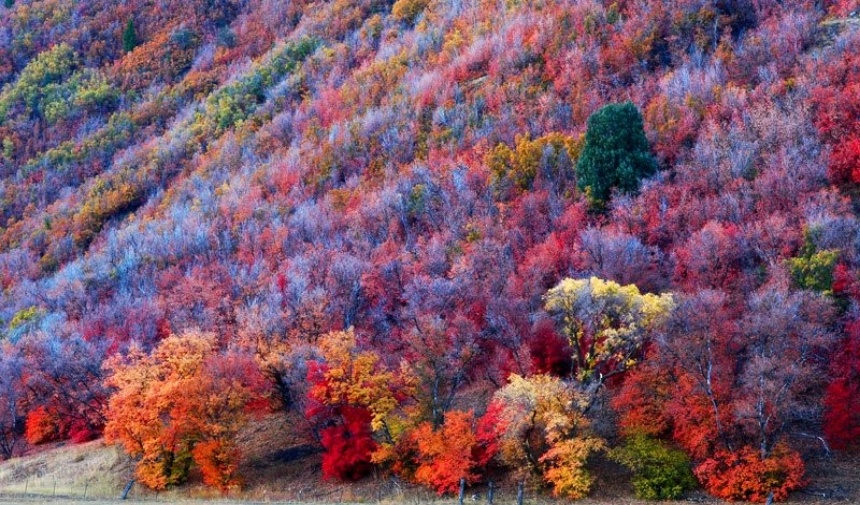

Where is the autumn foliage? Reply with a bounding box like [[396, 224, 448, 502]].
[[694, 446, 806, 503], [409, 409, 499, 494], [24, 407, 62, 445], [1, 0, 860, 501], [318, 406, 377, 481], [306, 329, 413, 480], [492, 374, 605, 499], [104, 332, 260, 491], [824, 311, 860, 450]]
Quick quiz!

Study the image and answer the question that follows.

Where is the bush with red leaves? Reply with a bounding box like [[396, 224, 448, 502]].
[[319, 406, 377, 481], [694, 445, 805, 503], [824, 319, 860, 450], [25, 406, 101, 445], [528, 320, 572, 377], [24, 407, 61, 445]]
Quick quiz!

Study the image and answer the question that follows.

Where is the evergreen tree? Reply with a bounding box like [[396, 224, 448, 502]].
[[4, 0, 14, 9], [122, 19, 138, 53], [576, 101, 657, 204]]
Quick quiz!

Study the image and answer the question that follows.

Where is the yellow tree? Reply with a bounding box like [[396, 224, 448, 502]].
[[307, 328, 415, 479], [312, 329, 401, 431], [492, 374, 604, 499], [486, 132, 581, 194], [544, 277, 673, 399]]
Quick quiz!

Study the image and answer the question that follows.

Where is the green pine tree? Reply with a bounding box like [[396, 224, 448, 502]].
[[4, 0, 14, 9], [576, 101, 657, 205], [122, 19, 139, 53]]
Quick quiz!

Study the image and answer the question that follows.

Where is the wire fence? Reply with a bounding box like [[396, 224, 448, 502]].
[[0, 478, 545, 504]]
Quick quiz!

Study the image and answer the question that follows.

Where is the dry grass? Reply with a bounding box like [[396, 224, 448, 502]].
[[0, 415, 857, 504], [0, 440, 130, 499]]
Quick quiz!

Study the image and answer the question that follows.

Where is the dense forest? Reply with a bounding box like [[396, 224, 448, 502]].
[[1, 0, 859, 502]]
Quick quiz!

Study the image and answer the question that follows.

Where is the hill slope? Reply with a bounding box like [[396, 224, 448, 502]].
[[1, 0, 860, 502]]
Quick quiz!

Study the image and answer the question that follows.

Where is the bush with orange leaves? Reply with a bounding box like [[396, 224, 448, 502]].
[[694, 445, 806, 503], [104, 332, 264, 491], [408, 408, 501, 495], [192, 439, 243, 491], [24, 406, 62, 445]]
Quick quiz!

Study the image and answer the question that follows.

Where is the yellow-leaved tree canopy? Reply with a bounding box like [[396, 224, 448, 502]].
[[492, 374, 604, 499], [544, 276, 673, 397], [485, 277, 673, 499]]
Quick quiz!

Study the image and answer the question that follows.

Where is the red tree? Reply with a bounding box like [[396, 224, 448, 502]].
[[824, 318, 860, 450]]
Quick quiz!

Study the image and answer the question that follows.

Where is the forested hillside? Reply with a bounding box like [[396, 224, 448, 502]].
[[1, 0, 859, 502]]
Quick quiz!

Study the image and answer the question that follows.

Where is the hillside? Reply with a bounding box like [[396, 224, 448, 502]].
[[1, 0, 860, 503]]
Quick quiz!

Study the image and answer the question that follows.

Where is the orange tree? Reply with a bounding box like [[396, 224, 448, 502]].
[[104, 332, 262, 491], [407, 408, 501, 494]]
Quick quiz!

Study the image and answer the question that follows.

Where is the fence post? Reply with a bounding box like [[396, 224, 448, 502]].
[[84, 482, 88, 498], [121, 479, 135, 500], [53, 480, 57, 497], [459, 478, 465, 505], [487, 481, 494, 505], [23, 479, 27, 495], [517, 481, 524, 505]]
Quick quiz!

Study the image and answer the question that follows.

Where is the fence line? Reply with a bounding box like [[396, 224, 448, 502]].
[[0, 478, 541, 504]]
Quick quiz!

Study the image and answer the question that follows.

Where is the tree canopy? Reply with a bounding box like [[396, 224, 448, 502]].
[[576, 102, 657, 204]]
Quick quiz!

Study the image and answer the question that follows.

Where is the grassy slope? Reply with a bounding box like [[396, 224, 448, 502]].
[[0, 414, 857, 504]]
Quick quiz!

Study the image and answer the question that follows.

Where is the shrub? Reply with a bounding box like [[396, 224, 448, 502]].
[[409, 409, 499, 494], [193, 439, 243, 492], [694, 445, 805, 503], [320, 406, 377, 481], [787, 230, 839, 295], [540, 437, 606, 499], [824, 319, 860, 450], [610, 435, 697, 500], [306, 329, 413, 480], [67, 419, 101, 444], [24, 407, 61, 445], [2, 138, 12, 160]]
